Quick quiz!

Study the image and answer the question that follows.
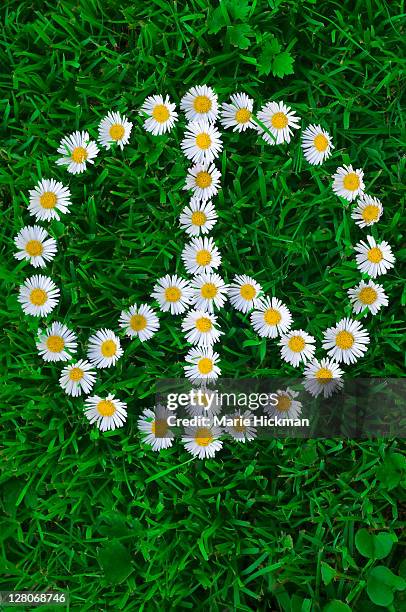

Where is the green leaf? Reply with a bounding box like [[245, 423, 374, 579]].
[[97, 539, 134, 585], [375, 452, 405, 490], [323, 601, 352, 612], [257, 38, 282, 76], [321, 561, 336, 585], [366, 566, 406, 607], [355, 528, 395, 560], [207, 6, 225, 34], [272, 51, 295, 78], [227, 24, 254, 49], [225, 0, 251, 21]]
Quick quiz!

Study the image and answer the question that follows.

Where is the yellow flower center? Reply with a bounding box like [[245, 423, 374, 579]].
[[271, 112, 288, 129], [276, 395, 292, 412], [164, 286, 181, 302], [46, 335, 65, 353], [362, 205, 380, 223], [315, 368, 333, 384], [239, 284, 256, 301], [343, 172, 360, 191], [25, 240, 43, 256], [196, 249, 212, 266], [367, 247, 383, 263], [109, 123, 125, 140], [195, 133, 212, 150], [193, 95, 212, 113], [97, 400, 116, 417], [201, 282, 217, 299], [233, 417, 246, 433], [29, 288, 47, 306], [151, 418, 169, 437], [288, 336, 305, 352], [195, 317, 212, 333], [197, 357, 213, 375], [130, 314, 147, 331], [335, 330, 354, 350], [71, 146, 88, 164], [195, 171, 212, 189], [358, 286, 377, 305], [101, 339, 117, 357], [235, 108, 251, 124], [263, 308, 282, 326], [69, 367, 84, 381], [194, 427, 213, 446], [152, 104, 170, 123], [191, 211, 207, 226], [313, 133, 328, 152], [39, 191, 57, 209]]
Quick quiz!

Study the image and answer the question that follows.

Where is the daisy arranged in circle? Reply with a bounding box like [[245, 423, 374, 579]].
[[140, 94, 178, 136], [348, 280, 388, 316], [137, 406, 174, 451], [119, 303, 159, 341], [303, 358, 344, 399], [84, 394, 127, 432], [59, 359, 96, 397], [182, 422, 223, 459], [354, 235, 395, 278], [225, 410, 257, 443], [185, 388, 222, 417], [184, 346, 221, 384], [191, 272, 228, 313], [181, 309, 223, 346], [180, 85, 218, 124], [351, 194, 383, 228], [87, 329, 123, 369], [184, 163, 221, 201], [228, 274, 262, 314], [98, 111, 132, 150], [265, 388, 302, 420], [279, 329, 316, 368], [14, 225, 57, 268], [332, 164, 364, 202], [322, 318, 370, 365], [56, 130, 99, 174], [18, 274, 60, 317], [220, 92, 255, 132], [250, 296, 292, 338], [28, 178, 71, 222], [301, 124, 334, 165], [181, 236, 222, 275], [181, 120, 223, 165], [179, 198, 218, 236], [36, 322, 77, 362], [151, 274, 193, 315], [256, 100, 300, 145]]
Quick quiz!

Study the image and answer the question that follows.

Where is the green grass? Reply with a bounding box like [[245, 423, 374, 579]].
[[1, 0, 405, 609]]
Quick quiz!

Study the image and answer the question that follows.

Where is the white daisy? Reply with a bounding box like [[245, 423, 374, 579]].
[[36, 322, 77, 362], [87, 329, 123, 369], [184, 346, 221, 384], [181, 309, 223, 346], [348, 279, 388, 316], [228, 274, 263, 314], [181, 236, 222, 275], [279, 329, 316, 368], [220, 92, 255, 132], [179, 198, 218, 236], [56, 130, 99, 174], [140, 94, 178, 136], [137, 406, 174, 451], [303, 358, 344, 399], [28, 178, 71, 222], [265, 388, 302, 420], [351, 194, 383, 228], [184, 163, 221, 201], [322, 318, 370, 365], [191, 272, 228, 313], [301, 124, 334, 165], [180, 85, 218, 124], [84, 394, 127, 432], [59, 359, 96, 397], [14, 225, 57, 268], [98, 111, 132, 150], [119, 303, 159, 341], [151, 274, 193, 315], [332, 164, 365, 201], [256, 100, 300, 145], [250, 296, 292, 338], [181, 120, 223, 165], [354, 235, 395, 278], [185, 388, 222, 417], [225, 410, 257, 442], [182, 422, 223, 459], [18, 274, 60, 317]]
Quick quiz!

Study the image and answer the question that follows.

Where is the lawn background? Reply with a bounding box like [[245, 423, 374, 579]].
[[0, 0, 405, 609]]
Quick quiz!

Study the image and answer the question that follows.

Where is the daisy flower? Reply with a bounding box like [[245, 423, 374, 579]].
[[181, 309, 223, 346], [151, 274, 193, 315], [191, 272, 228, 313], [279, 330, 316, 368], [28, 178, 71, 222], [180, 85, 218, 123], [348, 279, 388, 316], [181, 120, 223, 165], [228, 274, 262, 314], [87, 329, 123, 369], [140, 94, 178, 136], [265, 388, 302, 420], [36, 322, 77, 362], [182, 422, 223, 459], [18, 275, 60, 317], [59, 359, 96, 397], [225, 410, 257, 442], [352, 194, 383, 228], [354, 235, 395, 278], [119, 303, 159, 341], [322, 318, 370, 365], [14, 225, 57, 268], [98, 111, 132, 150], [220, 92, 255, 132], [184, 346, 221, 384], [332, 164, 364, 201], [303, 358, 344, 399], [256, 100, 300, 145], [56, 130, 99, 174], [250, 296, 292, 338], [137, 406, 174, 451], [179, 198, 218, 236], [84, 393, 127, 432], [184, 163, 221, 201], [186, 388, 222, 417], [301, 124, 334, 165], [181, 236, 221, 275]]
